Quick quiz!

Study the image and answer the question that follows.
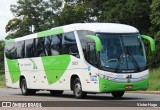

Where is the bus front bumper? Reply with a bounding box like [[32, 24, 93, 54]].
[[99, 78, 149, 93]]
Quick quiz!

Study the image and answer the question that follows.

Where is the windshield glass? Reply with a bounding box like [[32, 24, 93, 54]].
[[97, 33, 146, 72]]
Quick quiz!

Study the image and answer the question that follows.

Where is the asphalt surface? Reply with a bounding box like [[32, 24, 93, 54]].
[[0, 88, 160, 110]]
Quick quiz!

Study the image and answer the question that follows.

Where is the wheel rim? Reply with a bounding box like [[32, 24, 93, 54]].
[[75, 82, 82, 96]]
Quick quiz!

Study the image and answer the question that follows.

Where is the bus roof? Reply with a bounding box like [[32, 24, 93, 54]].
[[5, 23, 139, 43], [73, 23, 139, 33]]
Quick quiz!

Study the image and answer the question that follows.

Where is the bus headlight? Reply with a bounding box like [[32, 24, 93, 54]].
[[99, 74, 115, 81], [107, 76, 115, 81], [105, 75, 115, 81]]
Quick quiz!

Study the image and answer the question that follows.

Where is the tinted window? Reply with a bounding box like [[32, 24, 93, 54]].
[[5, 42, 16, 59], [16, 41, 25, 58], [77, 30, 95, 59], [25, 39, 35, 58], [77, 30, 94, 39], [35, 38, 45, 57], [44, 35, 62, 56], [44, 37, 52, 56], [88, 43, 97, 66], [5, 44, 10, 59], [62, 32, 79, 57], [50, 35, 62, 56]]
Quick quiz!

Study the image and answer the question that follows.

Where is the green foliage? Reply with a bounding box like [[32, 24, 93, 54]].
[[6, 17, 30, 39], [0, 74, 5, 87], [150, 0, 160, 40], [0, 41, 4, 71], [148, 69, 160, 91], [84, 0, 151, 33], [145, 46, 159, 68], [57, 4, 89, 25], [5, 0, 63, 39], [150, 0, 160, 45], [147, 0, 160, 68]]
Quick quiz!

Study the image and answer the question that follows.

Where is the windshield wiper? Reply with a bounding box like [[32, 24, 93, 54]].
[[115, 48, 141, 72], [115, 54, 123, 72], [126, 47, 140, 71]]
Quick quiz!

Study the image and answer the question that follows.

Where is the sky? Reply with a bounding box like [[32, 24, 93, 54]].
[[0, 0, 17, 40]]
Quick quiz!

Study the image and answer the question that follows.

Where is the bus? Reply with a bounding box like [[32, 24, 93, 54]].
[[4, 23, 155, 98]]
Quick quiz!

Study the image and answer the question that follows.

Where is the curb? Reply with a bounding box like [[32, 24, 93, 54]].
[[127, 91, 160, 95]]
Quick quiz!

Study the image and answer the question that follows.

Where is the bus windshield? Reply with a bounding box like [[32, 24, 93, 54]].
[[97, 33, 146, 72]]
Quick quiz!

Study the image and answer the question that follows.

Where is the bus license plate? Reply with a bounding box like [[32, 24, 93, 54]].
[[125, 85, 133, 89]]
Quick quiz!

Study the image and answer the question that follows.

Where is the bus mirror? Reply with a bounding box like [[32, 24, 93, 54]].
[[141, 35, 156, 52], [85, 35, 102, 51]]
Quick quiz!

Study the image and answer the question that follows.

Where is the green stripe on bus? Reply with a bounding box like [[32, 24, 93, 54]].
[[99, 78, 149, 92], [37, 28, 64, 38], [6, 59, 21, 84], [41, 55, 70, 85]]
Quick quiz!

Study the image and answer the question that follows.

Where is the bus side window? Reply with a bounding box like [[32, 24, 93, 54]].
[[5, 43, 16, 59], [62, 32, 79, 58], [25, 39, 35, 58], [44, 36, 52, 56], [77, 30, 95, 59], [16, 41, 25, 59], [80, 38, 87, 60], [50, 35, 61, 56], [35, 38, 45, 57]]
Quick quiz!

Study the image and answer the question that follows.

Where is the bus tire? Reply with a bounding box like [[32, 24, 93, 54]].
[[111, 91, 125, 98], [20, 78, 36, 95], [50, 90, 64, 96], [73, 78, 86, 99]]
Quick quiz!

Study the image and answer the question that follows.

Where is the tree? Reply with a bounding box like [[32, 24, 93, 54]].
[[0, 40, 4, 73], [5, 0, 63, 39], [5, 17, 33, 39], [150, 0, 160, 41], [57, 4, 89, 25], [148, 0, 160, 68], [84, 0, 151, 33]]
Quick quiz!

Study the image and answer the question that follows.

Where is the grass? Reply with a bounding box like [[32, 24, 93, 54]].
[[0, 74, 6, 87], [0, 69, 160, 90], [148, 68, 160, 91]]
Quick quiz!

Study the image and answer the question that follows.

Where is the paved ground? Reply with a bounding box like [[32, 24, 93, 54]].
[[0, 88, 160, 110]]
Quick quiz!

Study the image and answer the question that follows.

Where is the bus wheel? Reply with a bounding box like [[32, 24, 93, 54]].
[[111, 91, 125, 98], [50, 90, 64, 96], [20, 78, 36, 95], [73, 78, 86, 98]]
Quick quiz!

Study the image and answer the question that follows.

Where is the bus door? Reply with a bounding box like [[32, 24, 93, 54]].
[[85, 42, 99, 92]]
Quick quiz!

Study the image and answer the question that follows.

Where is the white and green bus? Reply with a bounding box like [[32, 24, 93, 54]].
[[4, 23, 155, 98]]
